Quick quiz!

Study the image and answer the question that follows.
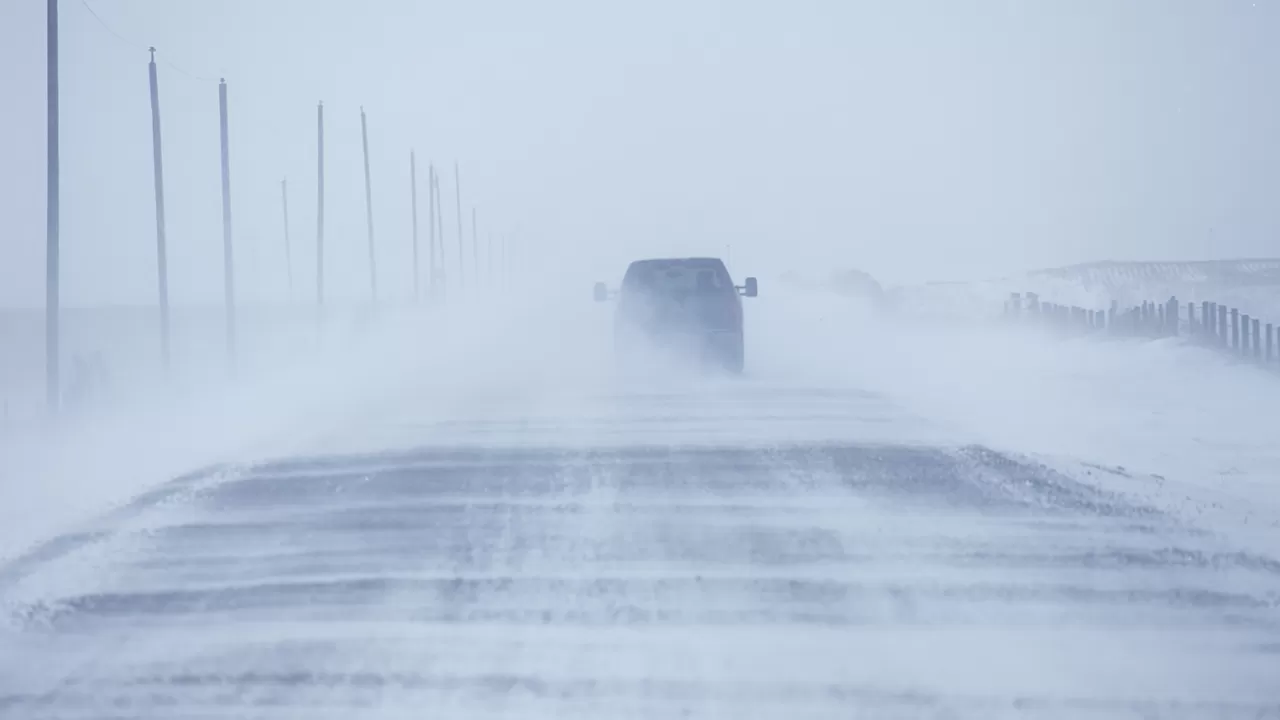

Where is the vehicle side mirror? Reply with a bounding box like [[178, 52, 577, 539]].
[[742, 277, 758, 298], [593, 282, 608, 302]]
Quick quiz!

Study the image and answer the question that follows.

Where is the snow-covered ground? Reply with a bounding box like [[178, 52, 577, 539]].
[[1, 278, 1278, 717], [823, 258, 1280, 323], [755, 297, 1280, 557]]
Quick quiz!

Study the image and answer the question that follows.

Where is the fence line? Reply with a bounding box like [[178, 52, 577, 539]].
[[1004, 292, 1279, 368]]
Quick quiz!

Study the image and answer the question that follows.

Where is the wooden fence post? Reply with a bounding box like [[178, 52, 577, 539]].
[[1243, 314, 1252, 355], [1268, 323, 1275, 363], [1218, 304, 1227, 347], [1202, 301, 1211, 340], [1252, 318, 1262, 360], [1231, 308, 1240, 352]]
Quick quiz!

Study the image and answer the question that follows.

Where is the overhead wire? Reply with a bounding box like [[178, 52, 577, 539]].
[[77, 0, 222, 83]]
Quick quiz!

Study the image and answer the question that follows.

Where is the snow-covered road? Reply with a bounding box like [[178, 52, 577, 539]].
[[3, 289, 1280, 718], [2, 381, 1279, 718]]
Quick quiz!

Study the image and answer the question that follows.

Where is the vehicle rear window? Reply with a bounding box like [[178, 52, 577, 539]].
[[623, 260, 734, 297]]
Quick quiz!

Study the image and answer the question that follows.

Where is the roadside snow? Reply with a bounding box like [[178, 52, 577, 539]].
[[753, 291, 1280, 555], [0, 305, 447, 564]]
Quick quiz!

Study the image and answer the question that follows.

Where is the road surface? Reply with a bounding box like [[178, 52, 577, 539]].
[[1, 385, 1278, 719]]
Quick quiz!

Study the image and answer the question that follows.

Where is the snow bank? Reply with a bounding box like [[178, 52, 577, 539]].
[[879, 258, 1280, 324], [752, 288, 1280, 555]]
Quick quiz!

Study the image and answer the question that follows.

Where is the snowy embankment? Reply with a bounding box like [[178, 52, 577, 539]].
[[754, 293, 1280, 556], [866, 258, 1280, 323], [768, 260, 1280, 554], [3, 270, 1279, 566]]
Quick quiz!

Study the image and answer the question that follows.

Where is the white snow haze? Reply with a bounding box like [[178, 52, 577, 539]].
[[1, 1, 1279, 718]]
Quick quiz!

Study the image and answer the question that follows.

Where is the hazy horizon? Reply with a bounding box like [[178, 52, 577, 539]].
[[2, 0, 1278, 309]]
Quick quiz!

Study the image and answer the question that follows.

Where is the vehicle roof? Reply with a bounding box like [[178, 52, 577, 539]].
[[620, 257, 737, 296], [622, 257, 732, 281], [627, 257, 726, 266]]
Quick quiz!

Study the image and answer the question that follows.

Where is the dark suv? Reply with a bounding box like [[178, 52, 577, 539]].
[[594, 257, 758, 374]]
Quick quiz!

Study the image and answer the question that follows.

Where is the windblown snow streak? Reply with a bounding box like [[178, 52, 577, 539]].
[[1, 388, 1277, 719]]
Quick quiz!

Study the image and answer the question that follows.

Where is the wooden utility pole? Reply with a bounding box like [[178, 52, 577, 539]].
[[454, 162, 463, 292], [435, 166, 446, 300], [427, 163, 437, 300], [281, 179, 292, 295], [46, 0, 60, 411], [410, 151, 419, 301], [316, 101, 325, 307], [218, 79, 236, 369], [147, 48, 170, 370], [360, 107, 377, 301]]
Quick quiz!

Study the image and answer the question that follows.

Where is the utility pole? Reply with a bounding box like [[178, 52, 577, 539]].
[[434, 166, 446, 300], [46, 0, 60, 412], [454, 162, 463, 293], [410, 151, 419, 302], [360, 107, 377, 301], [218, 78, 236, 370], [148, 48, 170, 371], [428, 163, 437, 301], [316, 101, 325, 307], [281, 178, 292, 296]]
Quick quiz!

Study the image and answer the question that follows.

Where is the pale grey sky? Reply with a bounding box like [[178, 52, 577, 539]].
[[1, 0, 1277, 307]]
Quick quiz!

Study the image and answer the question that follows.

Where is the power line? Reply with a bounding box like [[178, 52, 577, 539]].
[[157, 57, 220, 85], [76, 0, 132, 47], [77, 0, 220, 83]]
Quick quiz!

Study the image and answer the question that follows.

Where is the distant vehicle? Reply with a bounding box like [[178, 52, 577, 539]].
[[594, 257, 758, 374]]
